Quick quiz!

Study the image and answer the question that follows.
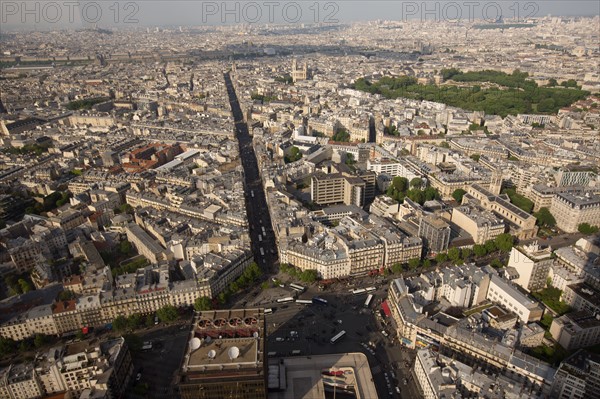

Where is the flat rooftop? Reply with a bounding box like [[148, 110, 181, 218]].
[[267, 353, 377, 399], [187, 337, 259, 370]]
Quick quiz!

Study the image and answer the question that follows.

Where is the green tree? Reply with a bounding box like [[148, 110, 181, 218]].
[[217, 291, 229, 305], [473, 244, 487, 257], [502, 188, 534, 213], [124, 333, 143, 352], [410, 177, 423, 189], [461, 248, 472, 261], [392, 177, 409, 193], [534, 207, 556, 227], [127, 313, 143, 330], [345, 153, 356, 166], [145, 314, 155, 328], [422, 259, 431, 268], [423, 187, 440, 201], [495, 234, 515, 252], [33, 334, 47, 348], [194, 296, 213, 311], [156, 305, 179, 324], [484, 240, 498, 253], [435, 253, 448, 263], [490, 259, 504, 269], [452, 189, 467, 203], [119, 240, 132, 255], [0, 337, 16, 357], [448, 248, 462, 264], [578, 223, 599, 234], [470, 154, 481, 162], [17, 279, 32, 293], [408, 258, 421, 271], [285, 146, 302, 163], [300, 269, 319, 283], [391, 263, 404, 274], [112, 315, 128, 333]]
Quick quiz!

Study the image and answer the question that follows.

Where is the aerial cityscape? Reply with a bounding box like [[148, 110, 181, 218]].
[[0, 2, 599, 399]]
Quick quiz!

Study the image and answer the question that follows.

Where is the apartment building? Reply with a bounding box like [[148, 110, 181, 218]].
[[562, 283, 600, 315], [529, 185, 589, 212], [507, 243, 554, 292], [414, 349, 538, 399], [125, 223, 173, 263], [388, 278, 425, 349], [550, 192, 600, 233], [0, 337, 132, 398], [451, 204, 505, 244], [550, 350, 600, 399], [550, 311, 600, 351], [0, 364, 44, 399], [418, 215, 451, 254]]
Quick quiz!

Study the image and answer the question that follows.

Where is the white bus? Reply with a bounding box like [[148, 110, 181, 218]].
[[262, 226, 266, 235], [364, 294, 374, 308], [277, 297, 295, 303], [330, 330, 346, 344], [289, 283, 306, 293], [295, 299, 312, 305], [365, 286, 376, 293], [351, 288, 366, 295], [312, 297, 328, 305], [264, 308, 273, 314]]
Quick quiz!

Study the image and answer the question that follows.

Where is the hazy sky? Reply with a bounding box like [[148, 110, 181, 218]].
[[1, 1, 598, 30]]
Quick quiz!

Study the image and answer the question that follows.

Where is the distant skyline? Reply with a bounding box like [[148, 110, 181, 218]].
[[1, 1, 599, 31]]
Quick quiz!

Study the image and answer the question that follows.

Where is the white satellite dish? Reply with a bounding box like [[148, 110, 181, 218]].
[[205, 336, 212, 344], [253, 331, 259, 338], [228, 346, 240, 360], [207, 349, 216, 359], [190, 338, 201, 351]]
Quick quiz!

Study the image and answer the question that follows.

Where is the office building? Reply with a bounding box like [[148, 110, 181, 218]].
[[465, 184, 538, 239], [267, 353, 378, 399], [486, 274, 543, 323], [179, 308, 267, 399]]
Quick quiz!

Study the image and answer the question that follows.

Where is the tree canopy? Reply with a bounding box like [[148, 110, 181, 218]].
[[452, 188, 467, 203], [353, 69, 589, 117], [534, 207, 556, 228], [194, 297, 213, 311]]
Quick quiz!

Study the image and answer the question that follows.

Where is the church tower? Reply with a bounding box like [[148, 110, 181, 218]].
[[489, 171, 503, 195]]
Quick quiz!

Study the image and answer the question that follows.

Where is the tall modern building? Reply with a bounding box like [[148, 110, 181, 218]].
[[507, 242, 553, 292], [179, 308, 267, 399], [311, 172, 375, 208], [418, 215, 451, 254]]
